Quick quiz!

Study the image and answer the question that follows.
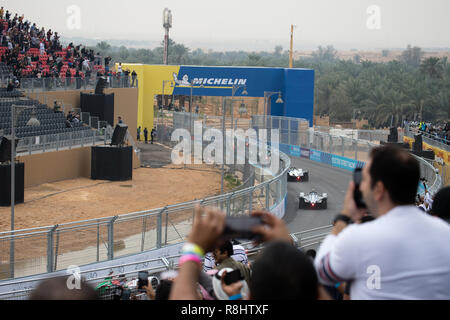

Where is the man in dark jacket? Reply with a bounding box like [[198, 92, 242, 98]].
[[143, 127, 148, 144]]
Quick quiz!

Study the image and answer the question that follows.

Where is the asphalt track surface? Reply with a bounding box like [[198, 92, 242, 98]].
[[284, 156, 353, 233]]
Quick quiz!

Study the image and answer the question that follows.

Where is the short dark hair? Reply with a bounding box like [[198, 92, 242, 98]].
[[155, 279, 173, 300], [369, 145, 420, 205], [217, 240, 234, 257], [430, 186, 450, 222], [29, 276, 98, 300], [250, 241, 318, 300]]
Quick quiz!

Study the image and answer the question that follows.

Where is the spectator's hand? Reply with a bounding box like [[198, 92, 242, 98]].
[[188, 205, 226, 253], [341, 181, 367, 223], [143, 285, 155, 300], [220, 270, 243, 298], [251, 210, 292, 244]]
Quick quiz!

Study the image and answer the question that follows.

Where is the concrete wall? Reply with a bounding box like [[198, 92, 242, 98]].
[[17, 147, 91, 188]]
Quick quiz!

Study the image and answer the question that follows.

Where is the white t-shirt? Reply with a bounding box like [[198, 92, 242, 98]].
[[315, 205, 450, 300]]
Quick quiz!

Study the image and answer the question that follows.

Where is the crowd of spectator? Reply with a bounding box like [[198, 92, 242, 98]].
[[406, 120, 450, 145], [0, 8, 109, 87]]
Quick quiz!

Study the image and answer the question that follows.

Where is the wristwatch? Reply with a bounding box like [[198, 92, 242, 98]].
[[333, 214, 353, 225]]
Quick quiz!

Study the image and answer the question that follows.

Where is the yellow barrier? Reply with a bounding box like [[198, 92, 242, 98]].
[[403, 136, 450, 165]]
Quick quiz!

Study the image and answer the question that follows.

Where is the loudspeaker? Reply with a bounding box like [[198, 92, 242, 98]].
[[413, 134, 423, 152], [95, 77, 107, 95], [0, 137, 20, 163], [410, 150, 435, 160], [388, 127, 398, 143], [91, 146, 132, 181], [111, 123, 128, 146], [0, 162, 25, 206], [80, 93, 114, 126]]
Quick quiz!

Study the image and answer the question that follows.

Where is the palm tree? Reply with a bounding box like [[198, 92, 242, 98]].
[[420, 57, 444, 79]]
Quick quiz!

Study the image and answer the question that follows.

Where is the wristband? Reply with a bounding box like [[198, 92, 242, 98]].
[[182, 242, 205, 258], [333, 214, 353, 225], [179, 254, 202, 266], [229, 293, 242, 300]]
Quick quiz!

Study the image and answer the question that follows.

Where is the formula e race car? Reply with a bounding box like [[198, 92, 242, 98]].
[[287, 167, 309, 182], [299, 190, 327, 209]]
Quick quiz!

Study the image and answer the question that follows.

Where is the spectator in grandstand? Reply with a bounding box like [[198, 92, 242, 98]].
[[29, 276, 98, 300], [137, 126, 141, 141], [429, 186, 450, 224], [117, 116, 123, 124], [170, 206, 330, 300], [0, 7, 4, 19], [314, 144, 450, 299], [6, 80, 14, 92], [67, 111, 74, 122]]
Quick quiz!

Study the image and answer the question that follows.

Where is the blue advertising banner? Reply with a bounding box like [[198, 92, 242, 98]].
[[290, 145, 301, 157], [320, 151, 332, 166], [332, 154, 358, 171], [300, 148, 310, 159], [310, 149, 321, 162]]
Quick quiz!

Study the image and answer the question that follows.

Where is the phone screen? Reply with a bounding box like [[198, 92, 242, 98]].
[[222, 216, 263, 240], [353, 168, 367, 209]]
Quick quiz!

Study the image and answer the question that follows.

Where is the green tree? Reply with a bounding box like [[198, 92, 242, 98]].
[[420, 57, 444, 79]]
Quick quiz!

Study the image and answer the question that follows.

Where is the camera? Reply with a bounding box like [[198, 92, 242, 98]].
[[353, 167, 367, 209], [221, 216, 264, 241], [137, 271, 149, 289], [215, 269, 244, 285]]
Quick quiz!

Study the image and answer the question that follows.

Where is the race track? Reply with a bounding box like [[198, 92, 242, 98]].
[[284, 156, 353, 233]]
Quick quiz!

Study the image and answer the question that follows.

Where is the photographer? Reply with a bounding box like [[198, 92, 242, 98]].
[[314, 145, 450, 299]]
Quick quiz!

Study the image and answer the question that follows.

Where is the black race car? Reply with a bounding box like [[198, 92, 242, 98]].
[[299, 190, 327, 209], [287, 167, 309, 182]]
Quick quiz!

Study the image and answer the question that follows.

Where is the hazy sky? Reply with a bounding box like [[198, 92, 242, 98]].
[[3, 0, 450, 51]]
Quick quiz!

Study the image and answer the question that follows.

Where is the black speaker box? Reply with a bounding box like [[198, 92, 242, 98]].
[[91, 146, 132, 181], [111, 123, 128, 146], [0, 137, 20, 163], [410, 150, 435, 160], [0, 162, 25, 206], [413, 134, 423, 152], [80, 93, 114, 126]]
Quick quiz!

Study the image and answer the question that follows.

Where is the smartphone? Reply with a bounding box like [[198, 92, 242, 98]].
[[222, 216, 263, 241], [353, 168, 367, 209], [223, 269, 244, 285], [137, 271, 149, 289]]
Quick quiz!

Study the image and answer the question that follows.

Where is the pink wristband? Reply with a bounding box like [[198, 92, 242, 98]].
[[179, 254, 202, 266]]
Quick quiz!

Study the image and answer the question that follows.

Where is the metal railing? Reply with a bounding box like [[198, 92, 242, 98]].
[[0, 112, 290, 281], [14, 128, 111, 155], [0, 225, 332, 300], [0, 114, 441, 294], [404, 124, 450, 152], [18, 76, 139, 93]]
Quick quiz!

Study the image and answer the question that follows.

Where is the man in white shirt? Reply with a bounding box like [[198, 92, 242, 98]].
[[314, 145, 450, 300]]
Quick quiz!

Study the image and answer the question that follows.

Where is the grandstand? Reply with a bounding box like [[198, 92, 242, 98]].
[[0, 89, 92, 138]]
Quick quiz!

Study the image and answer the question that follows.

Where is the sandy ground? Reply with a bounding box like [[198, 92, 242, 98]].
[[0, 165, 223, 232]]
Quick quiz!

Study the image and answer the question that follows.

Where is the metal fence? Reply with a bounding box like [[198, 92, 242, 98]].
[[0, 112, 290, 281], [0, 113, 441, 294], [404, 124, 450, 152], [0, 225, 332, 300], [18, 76, 138, 93]]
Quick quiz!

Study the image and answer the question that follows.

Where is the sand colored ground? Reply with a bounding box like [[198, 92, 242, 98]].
[[0, 165, 223, 232]]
